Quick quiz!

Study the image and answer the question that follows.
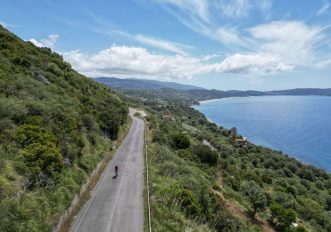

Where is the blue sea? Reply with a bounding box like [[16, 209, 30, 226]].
[[194, 96, 331, 172]]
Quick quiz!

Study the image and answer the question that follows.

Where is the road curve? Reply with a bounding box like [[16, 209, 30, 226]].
[[70, 109, 144, 232]]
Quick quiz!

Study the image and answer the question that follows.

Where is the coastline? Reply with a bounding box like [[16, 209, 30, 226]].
[[194, 94, 331, 107], [193, 97, 331, 173]]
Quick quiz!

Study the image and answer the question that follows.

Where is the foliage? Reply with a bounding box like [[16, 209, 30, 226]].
[[17, 125, 56, 147], [129, 89, 331, 232], [243, 181, 269, 216], [270, 202, 296, 230], [21, 143, 64, 188], [0, 25, 128, 230], [192, 144, 218, 165], [171, 132, 191, 149]]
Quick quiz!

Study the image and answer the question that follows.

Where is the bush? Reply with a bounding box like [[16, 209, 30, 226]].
[[270, 202, 296, 230], [192, 144, 218, 165], [171, 133, 191, 149], [17, 125, 56, 147], [22, 143, 64, 188], [244, 182, 269, 216]]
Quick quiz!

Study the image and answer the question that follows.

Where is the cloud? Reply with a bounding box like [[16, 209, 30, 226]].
[[248, 21, 326, 67], [63, 45, 294, 79], [153, 0, 271, 48], [156, 0, 211, 23], [218, 0, 251, 18], [317, 2, 330, 16], [63, 45, 207, 79], [213, 53, 294, 74], [63, 16, 330, 79], [29, 34, 59, 49], [202, 54, 220, 61], [134, 34, 193, 55], [87, 14, 193, 55], [98, 28, 193, 55]]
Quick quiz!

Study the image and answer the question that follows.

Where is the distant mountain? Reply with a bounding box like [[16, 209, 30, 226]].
[[95, 77, 331, 105], [95, 77, 204, 91], [266, 88, 331, 96]]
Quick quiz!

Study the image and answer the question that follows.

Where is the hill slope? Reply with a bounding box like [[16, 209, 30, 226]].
[[140, 95, 331, 232], [0, 25, 128, 231]]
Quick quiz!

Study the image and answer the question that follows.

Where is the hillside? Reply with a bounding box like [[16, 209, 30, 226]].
[[140, 97, 331, 232], [0, 25, 128, 231]]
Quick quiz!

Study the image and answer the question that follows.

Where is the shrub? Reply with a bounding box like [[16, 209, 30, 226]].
[[192, 144, 218, 165], [171, 133, 191, 149], [17, 125, 56, 147], [270, 202, 296, 230], [22, 143, 64, 188], [243, 181, 269, 216]]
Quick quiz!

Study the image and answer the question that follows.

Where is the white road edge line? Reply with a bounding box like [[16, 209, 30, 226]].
[[144, 122, 152, 232]]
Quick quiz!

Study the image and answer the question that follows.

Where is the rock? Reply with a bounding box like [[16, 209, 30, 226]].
[[37, 74, 50, 85]]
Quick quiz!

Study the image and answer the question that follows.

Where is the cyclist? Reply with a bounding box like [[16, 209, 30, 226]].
[[114, 165, 118, 177]]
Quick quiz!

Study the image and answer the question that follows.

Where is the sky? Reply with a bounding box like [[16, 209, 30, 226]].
[[1, 0, 331, 90]]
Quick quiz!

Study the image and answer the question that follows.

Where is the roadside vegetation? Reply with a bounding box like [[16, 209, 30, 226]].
[[0, 25, 128, 231], [135, 98, 331, 232]]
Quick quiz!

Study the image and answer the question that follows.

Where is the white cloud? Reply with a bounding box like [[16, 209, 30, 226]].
[[218, 0, 251, 18], [216, 0, 271, 18], [63, 45, 294, 79], [135, 34, 192, 55], [317, 2, 330, 16], [213, 53, 294, 74], [215, 26, 248, 47], [248, 21, 326, 67], [202, 54, 220, 61], [63, 45, 208, 79], [154, 0, 271, 48], [89, 21, 193, 55], [29, 34, 59, 49], [156, 0, 211, 23]]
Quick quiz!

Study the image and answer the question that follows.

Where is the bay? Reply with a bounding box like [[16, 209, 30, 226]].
[[194, 96, 331, 172]]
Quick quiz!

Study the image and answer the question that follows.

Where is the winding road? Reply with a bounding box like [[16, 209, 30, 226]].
[[70, 109, 145, 232]]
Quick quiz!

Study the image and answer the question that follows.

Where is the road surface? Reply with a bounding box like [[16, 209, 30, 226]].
[[70, 109, 145, 232]]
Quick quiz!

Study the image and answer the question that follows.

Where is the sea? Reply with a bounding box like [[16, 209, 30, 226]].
[[194, 96, 331, 172]]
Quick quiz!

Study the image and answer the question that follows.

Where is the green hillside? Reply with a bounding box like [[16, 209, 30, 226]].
[[0, 25, 128, 231], [137, 97, 331, 231]]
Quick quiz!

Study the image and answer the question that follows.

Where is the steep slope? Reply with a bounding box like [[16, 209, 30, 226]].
[[0, 25, 128, 231]]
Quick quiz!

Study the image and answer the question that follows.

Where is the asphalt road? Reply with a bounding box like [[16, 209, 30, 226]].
[[70, 110, 145, 232]]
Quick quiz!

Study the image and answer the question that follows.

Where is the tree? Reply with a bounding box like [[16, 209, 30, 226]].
[[171, 133, 190, 149], [244, 182, 268, 216], [270, 202, 296, 230], [192, 144, 218, 165]]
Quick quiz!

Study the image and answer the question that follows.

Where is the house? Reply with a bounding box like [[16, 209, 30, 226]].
[[163, 115, 175, 121], [235, 137, 247, 145]]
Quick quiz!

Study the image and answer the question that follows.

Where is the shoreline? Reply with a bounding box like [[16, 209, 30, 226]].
[[194, 94, 331, 107], [193, 101, 331, 174]]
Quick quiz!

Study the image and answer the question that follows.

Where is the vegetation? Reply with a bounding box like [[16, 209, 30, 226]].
[[0, 25, 128, 231], [124, 90, 331, 232]]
